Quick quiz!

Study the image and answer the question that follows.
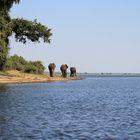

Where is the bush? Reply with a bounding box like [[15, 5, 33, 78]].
[[24, 61, 45, 74], [4, 55, 45, 74], [4, 55, 27, 71], [24, 62, 37, 74], [30, 61, 45, 74]]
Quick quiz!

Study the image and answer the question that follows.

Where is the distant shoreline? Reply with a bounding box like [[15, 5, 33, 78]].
[[0, 70, 81, 85], [78, 73, 140, 77]]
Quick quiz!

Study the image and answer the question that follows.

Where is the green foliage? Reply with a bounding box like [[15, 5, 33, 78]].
[[24, 62, 37, 74], [0, 0, 52, 70], [0, 41, 9, 70], [12, 19, 52, 44], [24, 61, 45, 74], [4, 55, 27, 71], [0, 0, 20, 12], [0, 0, 12, 70], [4, 55, 45, 74]]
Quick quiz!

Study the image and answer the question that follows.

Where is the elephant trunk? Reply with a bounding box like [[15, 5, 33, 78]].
[[50, 70, 54, 77]]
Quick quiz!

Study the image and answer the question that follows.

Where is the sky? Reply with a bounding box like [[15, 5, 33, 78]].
[[10, 0, 140, 73]]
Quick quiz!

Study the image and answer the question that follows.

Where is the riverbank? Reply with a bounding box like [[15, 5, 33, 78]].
[[0, 70, 81, 84]]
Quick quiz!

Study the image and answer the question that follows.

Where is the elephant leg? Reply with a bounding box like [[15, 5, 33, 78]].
[[63, 71, 66, 77], [52, 70, 54, 77], [72, 72, 74, 77], [64, 70, 67, 77], [71, 71, 74, 77], [61, 71, 64, 77]]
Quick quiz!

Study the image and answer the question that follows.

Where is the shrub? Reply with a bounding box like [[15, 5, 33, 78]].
[[4, 55, 45, 74], [4, 55, 27, 71], [24, 62, 37, 74]]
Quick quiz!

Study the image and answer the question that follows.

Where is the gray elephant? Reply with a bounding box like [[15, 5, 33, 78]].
[[70, 67, 77, 77], [60, 64, 68, 78], [48, 63, 56, 77]]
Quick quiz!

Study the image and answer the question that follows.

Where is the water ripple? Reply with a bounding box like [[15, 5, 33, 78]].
[[0, 77, 140, 139]]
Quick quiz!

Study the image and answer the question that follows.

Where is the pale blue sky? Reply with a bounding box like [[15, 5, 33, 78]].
[[10, 0, 140, 73]]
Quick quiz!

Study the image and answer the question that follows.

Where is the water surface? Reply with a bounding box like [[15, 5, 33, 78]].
[[0, 77, 140, 139]]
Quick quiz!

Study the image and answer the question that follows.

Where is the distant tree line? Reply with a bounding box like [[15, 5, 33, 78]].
[[4, 55, 45, 74]]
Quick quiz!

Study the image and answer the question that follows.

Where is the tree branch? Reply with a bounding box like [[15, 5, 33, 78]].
[[12, 18, 52, 44]]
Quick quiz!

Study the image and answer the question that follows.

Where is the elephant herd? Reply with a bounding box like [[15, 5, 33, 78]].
[[48, 63, 77, 78]]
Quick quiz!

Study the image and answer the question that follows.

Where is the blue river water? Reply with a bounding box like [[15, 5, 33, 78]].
[[0, 77, 140, 140]]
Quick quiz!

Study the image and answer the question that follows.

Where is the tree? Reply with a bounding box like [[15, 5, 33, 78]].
[[0, 0, 52, 70]]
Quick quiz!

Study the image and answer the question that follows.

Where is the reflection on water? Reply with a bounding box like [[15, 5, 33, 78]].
[[0, 77, 140, 139]]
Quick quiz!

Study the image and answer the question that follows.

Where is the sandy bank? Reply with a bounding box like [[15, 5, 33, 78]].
[[0, 70, 81, 84]]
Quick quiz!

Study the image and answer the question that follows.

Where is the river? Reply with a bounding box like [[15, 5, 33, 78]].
[[0, 77, 140, 139]]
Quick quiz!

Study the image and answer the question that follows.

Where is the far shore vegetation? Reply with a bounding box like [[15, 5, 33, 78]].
[[79, 72, 140, 77]]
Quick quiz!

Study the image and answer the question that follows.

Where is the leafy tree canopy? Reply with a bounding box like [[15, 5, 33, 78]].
[[0, 0, 20, 12], [12, 19, 52, 44]]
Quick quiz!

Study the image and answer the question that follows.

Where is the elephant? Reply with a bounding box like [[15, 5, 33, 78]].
[[60, 64, 68, 78], [70, 67, 77, 77], [48, 63, 56, 77]]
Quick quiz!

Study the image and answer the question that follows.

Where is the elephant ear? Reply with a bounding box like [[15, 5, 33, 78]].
[[65, 64, 68, 68], [53, 63, 56, 67]]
